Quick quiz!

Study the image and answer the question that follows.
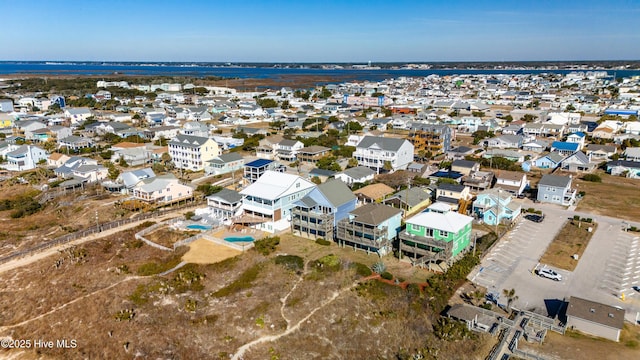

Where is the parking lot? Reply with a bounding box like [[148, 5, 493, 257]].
[[469, 203, 640, 323]]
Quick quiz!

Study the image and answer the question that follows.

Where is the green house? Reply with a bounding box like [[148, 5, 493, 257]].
[[399, 202, 473, 267]]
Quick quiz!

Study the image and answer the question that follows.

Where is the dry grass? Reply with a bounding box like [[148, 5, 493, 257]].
[[0, 227, 493, 359], [182, 238, 241, 264], [539, 220, 596, 271], [144, 226, 198, 248], [519, 324, 640, 360], [575, 171, 640, 221]]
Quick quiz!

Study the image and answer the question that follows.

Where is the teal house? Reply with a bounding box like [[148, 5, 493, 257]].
[[472, 189, 521, 226], [399, 202, 473, 266]]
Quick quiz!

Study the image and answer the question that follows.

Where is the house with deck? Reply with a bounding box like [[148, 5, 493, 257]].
[[399, 202, 473, 266], [291, 180, 357, 240], [239, 171, 315, 233], [383, 187, 432, 217], [494, 170, 527, 196], [472, 189, 521, 226], [168, 134, 219, 171], [206, 188, 243, 219], [335, 203, 402, 256], [354, 135, 414, 173], [132, 174, 194, 204], [536, 174, 576, 206]]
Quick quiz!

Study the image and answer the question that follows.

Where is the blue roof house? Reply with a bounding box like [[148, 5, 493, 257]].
[[550, 141, 580, 156]]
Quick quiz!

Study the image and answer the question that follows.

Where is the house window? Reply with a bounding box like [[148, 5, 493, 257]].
[[425, 228, 434, 237], [440, 230, 449, 238], [296, 182, 300, 188]]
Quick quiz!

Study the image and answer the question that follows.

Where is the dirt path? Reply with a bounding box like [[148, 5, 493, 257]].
[[0, 255, 189, 333], [278, 261, 309, 326], [0, 212, 183, 275], [0, 276, 141, 332], [232, 279, 360, 360]]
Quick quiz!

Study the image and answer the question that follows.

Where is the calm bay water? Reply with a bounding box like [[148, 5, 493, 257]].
[[0, 62, 638, 83]]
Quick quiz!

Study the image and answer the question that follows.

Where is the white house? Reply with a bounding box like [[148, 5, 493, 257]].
[[239, 171, 315, 233], [353, 136, 414, 173], [168, 134, 220, 171], [494, 170, 527, 196], [3, 145, 48, 171], [334, 166, 376, 187], [132, 174, 194, 204], [565, 132, 586, 150], [64, 108, 93, 124]]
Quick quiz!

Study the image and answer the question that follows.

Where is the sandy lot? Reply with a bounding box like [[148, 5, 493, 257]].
[[182, 238, 241, 264]]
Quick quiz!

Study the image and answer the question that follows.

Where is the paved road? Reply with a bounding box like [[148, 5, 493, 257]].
[[470, 199, 640, 324]]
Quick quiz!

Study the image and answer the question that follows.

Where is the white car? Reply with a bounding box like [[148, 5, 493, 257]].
[[538, 267, 562, 281]]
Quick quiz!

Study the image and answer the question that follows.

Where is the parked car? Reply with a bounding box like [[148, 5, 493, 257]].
[[538, 267, 562, 281], [525, 214, 545, 223], [633, 285, 640, 292]]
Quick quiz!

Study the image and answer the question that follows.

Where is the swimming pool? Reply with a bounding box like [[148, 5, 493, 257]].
[[224, 236, 255, 242], [186, 224, 212, 230]]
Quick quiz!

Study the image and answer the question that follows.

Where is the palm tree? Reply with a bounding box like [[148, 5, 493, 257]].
[[502, 288, 519, 311]]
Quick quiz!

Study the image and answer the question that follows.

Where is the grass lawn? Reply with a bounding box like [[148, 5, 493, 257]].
[[539, 219, 596, 271], [575, 171, 640, 221]]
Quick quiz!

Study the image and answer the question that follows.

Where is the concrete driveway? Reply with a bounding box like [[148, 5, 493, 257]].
[[469, 200, 640, 323]]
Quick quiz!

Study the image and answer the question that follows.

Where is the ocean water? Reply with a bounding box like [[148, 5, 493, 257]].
[[0, 62, 638, 83]]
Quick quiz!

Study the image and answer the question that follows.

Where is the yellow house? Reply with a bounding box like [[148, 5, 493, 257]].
[[0, 113, 14, 128]]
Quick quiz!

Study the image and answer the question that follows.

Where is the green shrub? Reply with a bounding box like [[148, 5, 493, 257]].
[[212, 263, 263, 298], [573, 215, 580, 221], [253, 236, 280, 256], [315, 238, 331, 246], [275, 255, 304, 271], [582, 174, 602, 182], [185, 211, 195, 220], [350, 262, 373, 277], [381, 271, 393, 280], [310, 254, 341, 273]]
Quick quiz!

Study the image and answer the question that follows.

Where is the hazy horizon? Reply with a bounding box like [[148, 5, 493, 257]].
[[2, 0, 639, 62]]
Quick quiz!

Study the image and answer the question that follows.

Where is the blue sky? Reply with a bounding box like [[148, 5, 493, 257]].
[[1, 0, 639, 62]]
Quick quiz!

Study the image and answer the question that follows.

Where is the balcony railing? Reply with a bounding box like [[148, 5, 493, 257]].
[[335, 220, 389, 248], [398, 231, 453, 259]]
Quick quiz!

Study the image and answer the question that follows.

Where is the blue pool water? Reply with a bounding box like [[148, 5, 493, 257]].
[[224, 236, 255, 243], [186, 224, 212, 230]]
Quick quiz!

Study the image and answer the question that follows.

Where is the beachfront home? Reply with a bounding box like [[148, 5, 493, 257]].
[[335, 203, 402, 256], [131, 174, 194, 204], [399, 202, 473, 266], [3, 145, 48, 171], [533, 152, 565, 169], [239, 171, 315, 233], [291, 180, 357, 240], [206, 188, 243, 219]]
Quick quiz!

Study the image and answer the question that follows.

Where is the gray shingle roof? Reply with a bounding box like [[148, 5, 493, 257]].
[[538, 174, 571, 188], [567, 296, 624, 330], [356, 136, 407, 152], [206, 188, 243, 204], [340, 166, 375, 179], [316, 179, 356, 207], [168, 134, 211, 148], [349, 203, 402, 226]]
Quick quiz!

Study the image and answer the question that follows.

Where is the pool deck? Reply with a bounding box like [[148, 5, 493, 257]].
[[212, 227, 265, 242]]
